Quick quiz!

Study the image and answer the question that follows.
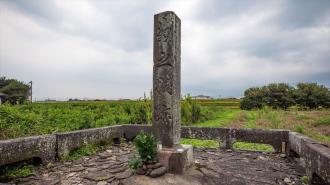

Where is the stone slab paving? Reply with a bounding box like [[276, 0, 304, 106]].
[[2, 144, 304, 185]]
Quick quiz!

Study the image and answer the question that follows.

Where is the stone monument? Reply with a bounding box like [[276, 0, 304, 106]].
[[153, 11, 193, 174]]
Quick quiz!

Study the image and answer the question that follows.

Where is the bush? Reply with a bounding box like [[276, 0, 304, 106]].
[[132, 132, 157, 163]]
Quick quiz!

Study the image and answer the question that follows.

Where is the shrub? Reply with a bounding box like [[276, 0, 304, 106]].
[[128, 155, 143, 169], [133, 132, 157, 163]]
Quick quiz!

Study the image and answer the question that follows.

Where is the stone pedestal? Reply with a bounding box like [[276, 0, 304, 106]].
[[157, 144, 193, 174]]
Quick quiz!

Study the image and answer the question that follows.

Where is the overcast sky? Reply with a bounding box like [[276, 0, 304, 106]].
[[0, 0, 329, 100]]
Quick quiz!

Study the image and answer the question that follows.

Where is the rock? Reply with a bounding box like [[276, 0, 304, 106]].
[[145, 169, 152, 176], [142, 165, 147, 170], [280, 154, 286, 158], [109, 166, 127, 174], [226, 149, 232, 153], [284, 177, 291, 184], [257, 156, 267, 160], [97, 181, 108, 185], [67, 172, 76, 178], [84, 171, 114, 181], [115, 170, 133, 180], [69, 166, 85, 172], [38, 179, 61, 185], [146, 162, 162, 169], [148, 166, 167, 178], [135, 167, 145, 175]]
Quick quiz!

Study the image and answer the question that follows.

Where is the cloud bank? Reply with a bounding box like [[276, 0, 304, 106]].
[[0, 0, 329, 100]]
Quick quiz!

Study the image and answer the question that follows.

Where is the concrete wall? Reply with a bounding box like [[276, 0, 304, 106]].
[[0, 135, 56, 166], [288, 132, 330, 184], [56, 125, 122, 159]]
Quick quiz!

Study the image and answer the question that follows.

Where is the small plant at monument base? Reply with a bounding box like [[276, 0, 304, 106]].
[[128, 132, 167, 177]]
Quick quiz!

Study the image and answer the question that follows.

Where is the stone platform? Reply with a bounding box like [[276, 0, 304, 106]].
[[2, 143, 305, 185]]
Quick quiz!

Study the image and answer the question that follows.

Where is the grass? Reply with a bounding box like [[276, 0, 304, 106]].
[[64, 141, 113, 161], [64, 144, 99, 161], [180, 138, 219, 148], [314, 118, 330, 126], [233, 142, 274, 152], [193, 109, 240, 127]]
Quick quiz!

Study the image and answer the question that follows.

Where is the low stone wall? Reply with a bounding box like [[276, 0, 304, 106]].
[[288, 132, 330, 184], [181, 127, 288, 153], [0, 124, 329, 183], [56, 125, 122, 159], [122, 125, 288, 152], [0, 126, 122, 166], [0, 135, 56, 166]]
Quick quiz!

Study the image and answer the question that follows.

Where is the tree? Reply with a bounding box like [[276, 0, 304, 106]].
[[0, 77, 30, 104], [263, 83, 295, 109], [240, 87, 265, 110], [295, 83, 330, 109]]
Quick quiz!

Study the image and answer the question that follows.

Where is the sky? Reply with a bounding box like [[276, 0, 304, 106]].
[[0, 0, 329, 100]]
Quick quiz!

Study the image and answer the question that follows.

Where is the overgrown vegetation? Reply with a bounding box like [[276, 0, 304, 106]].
[[240, 83, 330, 110], [0, 96, 220, 139]]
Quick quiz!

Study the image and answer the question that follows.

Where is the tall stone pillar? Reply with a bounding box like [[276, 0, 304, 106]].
[[153, 11, 192, 174], [153, 11, 181, 148]]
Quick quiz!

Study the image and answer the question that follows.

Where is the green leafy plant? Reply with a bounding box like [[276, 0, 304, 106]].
[[128, 155, 143, 169], [300, 176, 309, 184], [133, 131, 157, 163]]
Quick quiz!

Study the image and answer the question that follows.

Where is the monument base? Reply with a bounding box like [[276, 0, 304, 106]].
[[157, 144, 193, 174]]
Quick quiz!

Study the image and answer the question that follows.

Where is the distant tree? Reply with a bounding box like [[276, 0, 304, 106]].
[[263, 83, 295, 109], [0, 76, 30, 104], [240, 87, 265, 110], [295, 83, 330, 109]]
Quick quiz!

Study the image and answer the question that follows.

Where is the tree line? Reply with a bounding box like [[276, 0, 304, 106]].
[[240, 83, 330, 110]]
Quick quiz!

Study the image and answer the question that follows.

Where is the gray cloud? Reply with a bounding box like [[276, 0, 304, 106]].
[[0, 0, 329, 100]]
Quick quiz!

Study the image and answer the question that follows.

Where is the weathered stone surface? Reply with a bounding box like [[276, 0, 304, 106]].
[[153, 11, 181, 148], [115, 170, 133, 180], [84, 171, 114, 181], [288, 132, 330, 184], [56, 125, 122, 159], [0, 135, 56, 166], [158, 144, 193, 174], [135, 167, 146, 175], [149, 166, 167, 178]]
